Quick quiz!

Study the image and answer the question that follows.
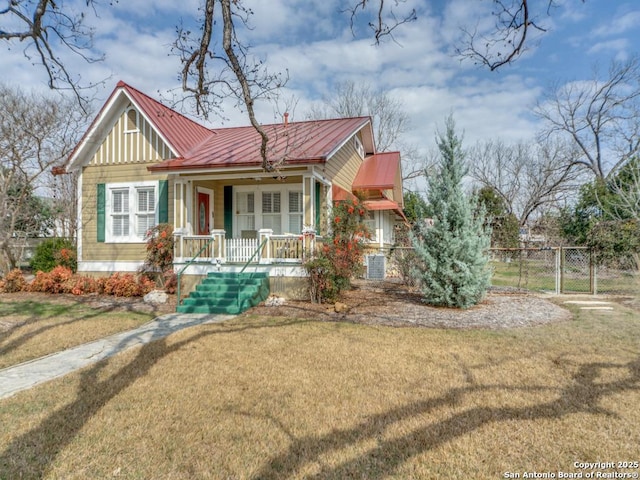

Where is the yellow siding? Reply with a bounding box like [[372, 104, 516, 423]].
[[81, 163, 171, 261], [89, 103, 175, 166], [322, 135, 362, 192]]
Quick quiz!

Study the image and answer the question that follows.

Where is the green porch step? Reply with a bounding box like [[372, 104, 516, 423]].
[[176, 272, 270, 315]]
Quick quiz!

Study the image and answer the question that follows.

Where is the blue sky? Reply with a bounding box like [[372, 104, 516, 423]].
[[3, 0, 639, 184]]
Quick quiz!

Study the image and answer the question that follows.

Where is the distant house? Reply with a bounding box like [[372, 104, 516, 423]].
[[62, 81, 405, 300]]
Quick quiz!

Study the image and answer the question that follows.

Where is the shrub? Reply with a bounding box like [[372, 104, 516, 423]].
[[67, 276, 99, 296], [304, 197, 370, 303], [139, 224, 174, 287], [30, 238, 77, 273], [103, 273, 138, 297], [163, 272, 178, 294], [0, 268, 27, 293], [29, 266, 74, 294]]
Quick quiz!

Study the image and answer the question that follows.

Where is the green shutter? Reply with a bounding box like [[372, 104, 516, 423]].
[[315, 181, 321, 229], [97, 183, 105, 243], [158, 179, 169, 223], [224, 185, 233, 238]]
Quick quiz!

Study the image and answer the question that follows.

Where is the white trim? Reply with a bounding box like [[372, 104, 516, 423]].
[[195, 186, 214, 234], [78, 261, 143, 273], [123, 107, 139, 134], [324, 118, 370, 159], [105, 180, 158, 243], [173, 263, 307, 277], [173, 166, 311, 178], [67, 88, 180, 172], [233, 184, 304, 236], [76, 171, 83, 262]]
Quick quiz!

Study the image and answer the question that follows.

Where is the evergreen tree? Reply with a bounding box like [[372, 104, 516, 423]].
[[410, 117, 492, 309]]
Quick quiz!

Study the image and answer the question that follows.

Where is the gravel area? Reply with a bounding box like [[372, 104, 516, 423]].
[[245, 280, 573, 329]]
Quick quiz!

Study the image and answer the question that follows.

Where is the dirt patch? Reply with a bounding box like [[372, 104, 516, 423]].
[[244, 280, 572, 329]]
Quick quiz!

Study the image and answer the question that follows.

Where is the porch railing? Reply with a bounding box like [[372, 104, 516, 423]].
[[173, 229, 318, 266]]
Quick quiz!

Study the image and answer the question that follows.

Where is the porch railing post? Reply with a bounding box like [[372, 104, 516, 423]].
[[211, 229, 226, 264], [258, 229, 273, 264]]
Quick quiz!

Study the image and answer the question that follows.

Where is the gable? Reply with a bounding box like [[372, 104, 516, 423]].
[[88, 103, 176, 166]]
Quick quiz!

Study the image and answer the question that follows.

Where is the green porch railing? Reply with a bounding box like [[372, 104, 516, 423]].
[[240, 237, 268, 274], [175, 237, 216, 306]]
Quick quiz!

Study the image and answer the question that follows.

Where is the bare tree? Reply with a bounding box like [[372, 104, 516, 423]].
[[535, 57, 640, 180], [0, 84, 85, 273], [0, 0, 103, 109], [457, 0, 582, 71], [468, 138, 584, 226], [308, 81, 409, 151], [3, 1, 570, 172]]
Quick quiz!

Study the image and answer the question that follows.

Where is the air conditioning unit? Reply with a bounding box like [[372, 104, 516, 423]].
[[365, 254, 385, 280]]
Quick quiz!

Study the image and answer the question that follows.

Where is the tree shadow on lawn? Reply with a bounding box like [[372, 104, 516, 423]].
[[0, 300, 142, 363], [1, 316, 639, 479], [0, 317, 305, 478], [251, 357, 640, 480]]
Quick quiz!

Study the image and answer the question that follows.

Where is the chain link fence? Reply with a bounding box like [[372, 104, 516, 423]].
[[382, 246, 639, 295]]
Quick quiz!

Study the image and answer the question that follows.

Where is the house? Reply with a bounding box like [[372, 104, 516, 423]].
[[63, 81, 405, 306]]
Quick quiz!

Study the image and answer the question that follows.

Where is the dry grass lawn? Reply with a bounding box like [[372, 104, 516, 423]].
[[0, 296, 639, 479], [0, 296, 156, 369]]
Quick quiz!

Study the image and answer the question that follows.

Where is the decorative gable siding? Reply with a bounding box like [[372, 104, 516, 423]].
[[89, 103, 176, 166]]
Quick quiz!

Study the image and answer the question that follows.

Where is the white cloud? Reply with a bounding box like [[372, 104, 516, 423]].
[[593, 10, 640, 37]]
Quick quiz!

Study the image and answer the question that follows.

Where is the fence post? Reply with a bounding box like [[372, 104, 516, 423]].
[[555, 248, 561, 294], [592, 251, 597, 295]]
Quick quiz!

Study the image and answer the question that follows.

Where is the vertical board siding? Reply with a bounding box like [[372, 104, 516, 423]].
[[90, 104, 175, 166]]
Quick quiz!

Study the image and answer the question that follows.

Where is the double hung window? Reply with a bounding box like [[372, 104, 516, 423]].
[[106, 182, 157, 242]]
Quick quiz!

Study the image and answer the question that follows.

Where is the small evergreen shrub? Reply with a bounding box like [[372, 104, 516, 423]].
[[30, 238, 77, 273], [411, 117, 492, 309], [0, 269, 27, 293]]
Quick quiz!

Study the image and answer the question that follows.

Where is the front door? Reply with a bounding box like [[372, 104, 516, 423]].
[[197, 191, 211, 235]]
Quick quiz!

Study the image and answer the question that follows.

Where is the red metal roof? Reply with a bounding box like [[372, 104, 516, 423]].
[[352, 151, 400, 190], [364, 199, 400, 210], [149, 116, 371, 171], [118, 82, 212, 157]]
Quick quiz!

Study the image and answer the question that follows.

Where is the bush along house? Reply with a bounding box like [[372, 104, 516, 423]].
[[62, 81, 406, 313]]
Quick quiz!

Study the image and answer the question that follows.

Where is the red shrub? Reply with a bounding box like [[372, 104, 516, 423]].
[[0, 269, 27, 293], [103, 273, 143, 297], [29, 266, 74, 294], [68, 276, 99, 296]]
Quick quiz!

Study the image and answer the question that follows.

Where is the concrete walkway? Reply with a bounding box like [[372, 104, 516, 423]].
[[0, 312, 233, 400]]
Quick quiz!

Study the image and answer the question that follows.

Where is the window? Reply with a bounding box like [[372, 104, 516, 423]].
[[124, 107, 139, 133], [364, 211, 377, 241], [262, 192, 281, 234], [288, 191, 303, 234], [136, 187, 156, 235], [111, 189, 130, 237], [106, 182, 157, 242], [233, 186, 306, 236], [236, 192, 255, 233]]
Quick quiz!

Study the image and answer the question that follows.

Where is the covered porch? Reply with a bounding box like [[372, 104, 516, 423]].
[[170, 170, 328, 267]]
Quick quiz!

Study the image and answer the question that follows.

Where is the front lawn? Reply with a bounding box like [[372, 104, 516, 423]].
[[0, 296, 156, 369], [0, 298, 639, 479]]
